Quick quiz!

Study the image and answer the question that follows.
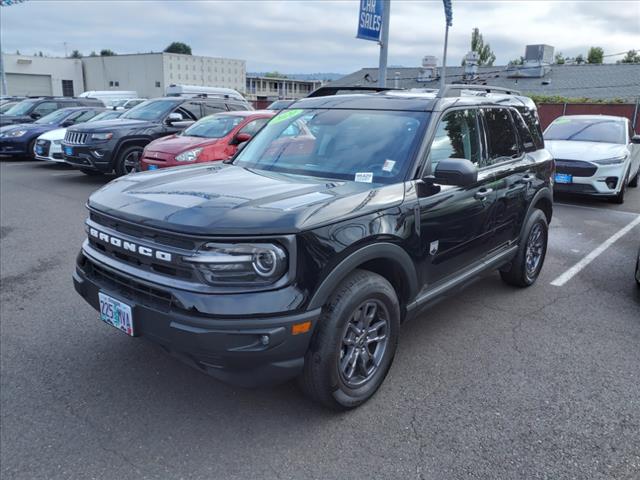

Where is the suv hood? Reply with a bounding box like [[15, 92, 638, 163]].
[[146, 134, 223, 154], [70, 118, 154, 132], [545, 140, 628, 162], [88, 164, 405, 235]]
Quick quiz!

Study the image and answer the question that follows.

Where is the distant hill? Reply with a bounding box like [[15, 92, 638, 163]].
[[249, 72, 345, 81]]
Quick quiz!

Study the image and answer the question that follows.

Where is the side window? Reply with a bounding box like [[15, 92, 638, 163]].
[[203, 101, 226, 116], [72, 110, 100, 123], [483, 108, 520, 164], [511, 110, 536, 153], [239, 118, 269, 136], [32, 102, 58, 117], [176, 102, 201, 120], [226, 102, 248, 112], [428, 109, 481, 171], [515, 106, 544, 150]]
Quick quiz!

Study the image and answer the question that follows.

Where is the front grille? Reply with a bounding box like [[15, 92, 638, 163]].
[[64, 131, 89, 145], [36, 139, 50, 156], [84, 258, 173, 311], [52, 152, 63, 160], [555, 159, 597, 178], [554, 183, 598, 194]]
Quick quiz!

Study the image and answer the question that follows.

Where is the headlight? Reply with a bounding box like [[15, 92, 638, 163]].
[[592, 156, 626, 165], [91, 132, 113, 141], [175, 148, 203, 162], [184, 242, 287, 285], [3, 129, 27, 138]]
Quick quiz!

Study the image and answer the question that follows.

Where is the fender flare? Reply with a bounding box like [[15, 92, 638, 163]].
[[111, 137, 152, 168], [307, 242, 419, 310], [526, 186, 553, 223]]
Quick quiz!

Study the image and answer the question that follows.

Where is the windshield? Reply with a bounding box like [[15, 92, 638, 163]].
[[544, 117, 626, 144], [90, 111, 121, 122], [235, 108, 428, 183], [183, 114, 244, 138], [35, 109, 71, 125], [3, 100, 37, 116], [0, 102, 17, 114], [121, 99, 177, 121]]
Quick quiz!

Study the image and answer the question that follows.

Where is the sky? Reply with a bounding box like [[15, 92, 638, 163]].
[[1, 0, 639, 74]]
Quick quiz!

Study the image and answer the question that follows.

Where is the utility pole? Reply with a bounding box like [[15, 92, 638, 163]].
[[378, 0, 391, 87], [0, 51, 7, 96], [440, 0, 453, 93]]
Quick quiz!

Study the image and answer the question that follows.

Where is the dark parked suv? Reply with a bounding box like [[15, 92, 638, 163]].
[[62, 95, 252, 176], [0, 96, 103, 126], [73, 85, 554, 409]]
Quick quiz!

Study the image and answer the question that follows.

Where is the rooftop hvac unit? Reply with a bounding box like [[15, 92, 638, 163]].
[[417, 56, 438, 83]]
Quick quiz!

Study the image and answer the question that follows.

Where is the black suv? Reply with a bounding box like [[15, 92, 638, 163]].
[[73, 85, 554, 409], [0, 97, 103, 126], [62, 96, 252, 176]]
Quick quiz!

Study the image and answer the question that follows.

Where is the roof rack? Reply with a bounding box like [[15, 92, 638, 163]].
[[438, 84, 521, 98], [307, 85, 396, 98]]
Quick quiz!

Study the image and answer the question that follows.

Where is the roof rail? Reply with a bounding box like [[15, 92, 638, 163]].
[[307, 85, 396, 98], [438, 84, 521, 98]]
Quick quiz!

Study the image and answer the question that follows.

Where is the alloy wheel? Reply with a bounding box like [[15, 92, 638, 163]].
[[525, 222, 545, 278]]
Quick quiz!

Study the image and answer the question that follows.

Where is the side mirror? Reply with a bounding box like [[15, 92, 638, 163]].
[[631, 134, 640, 144], [232, 132, 252, 145], [61, 119, 74, 127], [166, 112, 184, 125], [30, 112, 41, 120], [432, 158, 478, 187]]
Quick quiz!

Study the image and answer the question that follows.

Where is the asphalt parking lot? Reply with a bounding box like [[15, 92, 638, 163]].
[[1, 159, 639, 480]]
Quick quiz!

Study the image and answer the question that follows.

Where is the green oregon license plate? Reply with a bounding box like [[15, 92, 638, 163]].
[[98, 292, 134, 336]]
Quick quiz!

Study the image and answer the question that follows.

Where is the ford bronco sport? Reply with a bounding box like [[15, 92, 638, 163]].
[[73, 85, 554, 410]]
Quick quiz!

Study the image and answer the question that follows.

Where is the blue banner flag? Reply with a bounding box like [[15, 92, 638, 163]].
[[443, 0, 453, 27], [357, 0, 384, 42]]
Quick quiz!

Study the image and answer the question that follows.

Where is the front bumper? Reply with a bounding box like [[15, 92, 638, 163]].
[[554, 161, 627, 196], [73, 250, 320, 387], [0, 138, 30, 157], [35, 140, 65, 162], [62, 143, 113, 172]]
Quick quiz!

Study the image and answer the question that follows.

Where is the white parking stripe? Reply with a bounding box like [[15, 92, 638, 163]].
[[550, 215, 640, 287], [51, 172, 77, 176], [555, 203, 639, 216]]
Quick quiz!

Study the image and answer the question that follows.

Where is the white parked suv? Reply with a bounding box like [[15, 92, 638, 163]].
[[544, 115, 640, 204], [34, 110, 123, 163]]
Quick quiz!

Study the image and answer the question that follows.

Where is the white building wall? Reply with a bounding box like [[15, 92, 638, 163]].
[[162, 53, 246, 94], [82, 54, 165, 98], [1, 54, 84, 96]]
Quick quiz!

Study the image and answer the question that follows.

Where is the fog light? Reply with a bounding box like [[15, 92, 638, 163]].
[[605, 177, 618, 189], [260, 335, 270, 346]]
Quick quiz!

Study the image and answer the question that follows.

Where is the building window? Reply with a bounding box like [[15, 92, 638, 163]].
[[61, 80, 74, 97], [109, 81, 120, 87], [155, 81, 161, 88], [109, 81, 114, 87]]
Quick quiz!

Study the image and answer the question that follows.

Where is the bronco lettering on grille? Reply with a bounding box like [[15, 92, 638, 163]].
[[89, 227, 173, 262]]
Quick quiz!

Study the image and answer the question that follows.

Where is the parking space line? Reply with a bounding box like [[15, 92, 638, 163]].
[[555, 202, 639, 216], [550, 215, 640, 287], [51, 172, 78, 176]]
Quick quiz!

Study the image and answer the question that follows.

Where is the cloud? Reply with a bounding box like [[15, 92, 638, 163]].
[[1, 0, 638, 73]]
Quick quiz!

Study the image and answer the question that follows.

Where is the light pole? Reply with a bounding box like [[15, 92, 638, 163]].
[[378, 0, 391, 87], [440, 0, 453, 94]]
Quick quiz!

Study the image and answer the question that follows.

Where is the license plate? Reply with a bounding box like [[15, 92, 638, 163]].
[[98, 292, 134, 336], [555, 173, 573, 184], [148, 164, 158, 171], [35, 146, 44, 155], [64, 146, 73, 156]]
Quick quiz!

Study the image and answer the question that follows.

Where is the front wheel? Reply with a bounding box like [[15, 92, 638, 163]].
[[500, 209, 548, 287], [115, 145, 143, 176], [298, 270, 400, 410]]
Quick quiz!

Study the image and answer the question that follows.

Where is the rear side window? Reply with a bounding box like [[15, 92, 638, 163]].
[[32, 102, 58, 117], [515, 106, 544, 150], [227, 102, 249, 112], [483, 108, 520, 164], [204, 101, 227, 116], [73, 110, 101, 123], [428, 109, 481, 171], [178, 102, 202, 120], [511, 110, 536, 152]]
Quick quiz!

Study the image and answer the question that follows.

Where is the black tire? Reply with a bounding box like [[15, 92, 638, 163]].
[[500, 209, 548, 287], [629, 170, 638, 188], [115, 145, 143, 177], [298, 269, 400, 410], [27, 139, 37, 159], [79, 168, 104, 176]]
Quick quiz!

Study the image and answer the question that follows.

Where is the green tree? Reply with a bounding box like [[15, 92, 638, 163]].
[[89, 51, 98, 57], [508, 56, 524, 66], [587, 46, 604, 64], [164, 42, 192, 55], [264, 71, 287, 78], [70, 50, 82, 59], [620, 49, 640, 63], [100, 49, 116, 56], [575, 54, 585, 64], [470, 28, 496, 66], [554, 52, 565, 64]]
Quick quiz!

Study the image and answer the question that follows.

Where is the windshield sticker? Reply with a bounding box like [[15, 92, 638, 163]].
[[382, 159, 396, 172], [355, 172, 373, 183], [271, 109, 303, 125]]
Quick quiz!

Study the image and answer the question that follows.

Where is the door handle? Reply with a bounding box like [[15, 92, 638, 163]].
[[474, 188, 493, 200]]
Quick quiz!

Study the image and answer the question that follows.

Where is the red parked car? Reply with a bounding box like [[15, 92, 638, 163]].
[[140, 110, 275, 171]]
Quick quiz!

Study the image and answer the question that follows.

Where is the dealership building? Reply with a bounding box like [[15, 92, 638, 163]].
[[1, 53, 85, 96]]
